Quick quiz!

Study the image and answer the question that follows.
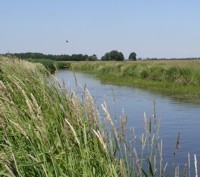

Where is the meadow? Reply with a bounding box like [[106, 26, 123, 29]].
[[0, 56, 198, 176]]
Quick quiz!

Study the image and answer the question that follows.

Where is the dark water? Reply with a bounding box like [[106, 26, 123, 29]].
[[55, 69, 200, 175]]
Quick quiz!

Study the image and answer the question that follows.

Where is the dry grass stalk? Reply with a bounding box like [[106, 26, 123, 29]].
[[5, 137, 22, 177], [93, 129, 107, 151], [133, 148, 142, 173], [144, 112, 148, 134], [175, 165, 179, 177], [83, 88, 99, 126], [119, 159, 126, 176], [22, 89, 35, 118], [70, 92, 83, 118], [157, 118, 161, 138], [65, 119, 80, 146], [188, 153, 191, 177], [194, 154, 198, 177], [159, 139, 163, 176], [141, 133, 146, 152], [30, 93, 44, 121], [12, 75, 27, 89], [102, 101, 119, 142], [163, 163, 168, 176], [0, 80, 6, 91], [9, 119, 29, 140], [28, 154, 48, 177], [129, 127, 136, 144], [153, 154, 157, 175], [3, 163, 16, 177], [120, 109, 127, 139], [0, 95, 23, 119], [109, 137, 114, 157]]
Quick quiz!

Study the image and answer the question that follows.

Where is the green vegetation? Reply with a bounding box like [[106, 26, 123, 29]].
[[69, 60, 200, 101], [128, 52, 137, 61], [4, 52, 98, 61], [27, 58, 57, 73], [0, 57, 123, 176], [101, 50, 125, 61], [0, 57, 198, 176]]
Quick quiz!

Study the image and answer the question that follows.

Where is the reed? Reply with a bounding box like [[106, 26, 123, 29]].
[[0, 57, 122, 176]]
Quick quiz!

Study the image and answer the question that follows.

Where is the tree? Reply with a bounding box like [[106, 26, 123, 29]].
[[101, 50, 124, 61], [128, 52, 137, 61], [87, 54, 98, 61]]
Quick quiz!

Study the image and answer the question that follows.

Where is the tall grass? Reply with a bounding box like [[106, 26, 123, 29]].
[[69, 60, 200, 101], [0, 57, 198, 176], [26, 58, 57, 73], [0, 57, 123, 176]]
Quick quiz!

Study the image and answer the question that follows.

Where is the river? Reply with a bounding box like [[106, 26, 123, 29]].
[[55, 69, 200, 175]]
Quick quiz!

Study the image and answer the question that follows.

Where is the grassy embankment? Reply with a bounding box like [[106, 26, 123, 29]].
[[0, 57, 197, 176], [67, 60, 200, 102], [0, 57, 125, 176]]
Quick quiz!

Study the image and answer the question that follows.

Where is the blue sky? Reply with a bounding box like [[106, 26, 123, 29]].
[[1, 0, 200, 58]]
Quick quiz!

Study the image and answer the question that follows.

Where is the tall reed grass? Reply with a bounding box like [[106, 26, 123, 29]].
[[0, 57, 198, 176], [0, 57, 122, 176]]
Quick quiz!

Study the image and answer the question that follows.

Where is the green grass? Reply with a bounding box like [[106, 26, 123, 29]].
[[68, 60, 200, 102], [0, 57, 125, 176], [0, 57, 197, 176], [26, 58, 57, 73]]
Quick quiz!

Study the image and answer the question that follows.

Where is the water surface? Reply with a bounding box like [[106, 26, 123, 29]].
[[55, 69, 200, 174]]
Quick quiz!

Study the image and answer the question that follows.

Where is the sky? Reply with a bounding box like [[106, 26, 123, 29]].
[[1, 0, 200, 59]]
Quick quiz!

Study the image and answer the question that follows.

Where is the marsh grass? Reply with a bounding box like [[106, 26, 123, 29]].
[[0, 57, 123, 176], [69, 60, 200, 102], [0, 57, 198, 176]]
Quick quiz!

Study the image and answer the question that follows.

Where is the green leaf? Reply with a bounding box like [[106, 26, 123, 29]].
[[142, 168, 148, 177], [18, 161, 45, 167], [147, 158, 155, 176]]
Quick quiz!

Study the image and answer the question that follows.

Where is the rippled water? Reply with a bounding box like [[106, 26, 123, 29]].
[[55, 69, 200, 175]]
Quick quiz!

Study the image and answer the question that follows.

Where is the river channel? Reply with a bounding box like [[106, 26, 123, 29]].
[[55, 69, 200, 174]]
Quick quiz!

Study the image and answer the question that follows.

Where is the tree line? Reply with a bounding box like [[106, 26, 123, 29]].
[[101, 50, 137, 61], [5, 52, 98, 61], [3, 50, 137, 61]]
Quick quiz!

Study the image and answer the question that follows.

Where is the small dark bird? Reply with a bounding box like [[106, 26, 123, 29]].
[[66, 40, 69, 43]]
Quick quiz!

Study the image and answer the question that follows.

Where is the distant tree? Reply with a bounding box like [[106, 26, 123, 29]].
[[7, 52, 98, 61], [128, 52, 137, 61], [87, 54, 98, 61], [101, 50, 124, 61]]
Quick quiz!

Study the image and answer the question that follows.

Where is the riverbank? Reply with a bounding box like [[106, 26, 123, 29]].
[[0, 57, 127, 176], [1, 57, 197, 176], [67, 60, 200, 102]]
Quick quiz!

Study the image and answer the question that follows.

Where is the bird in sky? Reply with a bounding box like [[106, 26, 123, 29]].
[[66, 40, 69, 43]]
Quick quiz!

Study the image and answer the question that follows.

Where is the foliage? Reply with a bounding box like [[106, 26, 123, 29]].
[[3, 52, 98, 61], [27, 58, 57, 73], [128, 52, 137, 61], [101, 50, 124, 61], [87, 54, 98, 61]]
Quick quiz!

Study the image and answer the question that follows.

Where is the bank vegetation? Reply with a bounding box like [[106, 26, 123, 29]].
[[0, 56, 198, 176], [68, 60, 200, 102]]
